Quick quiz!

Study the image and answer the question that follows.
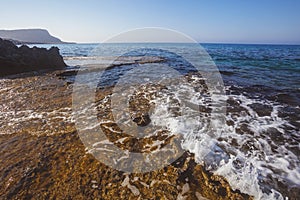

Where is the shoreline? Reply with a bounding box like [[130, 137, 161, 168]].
[[0, 70, 252, 199]]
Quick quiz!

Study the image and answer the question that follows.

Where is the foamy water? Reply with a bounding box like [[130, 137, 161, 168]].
[[77, 65, 299, 199], [5, 43, 299, 199], [139, 75, 299, 199]]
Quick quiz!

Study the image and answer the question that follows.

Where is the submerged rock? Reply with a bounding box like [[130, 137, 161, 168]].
[[0, 72, 253, 199], [0, 131, 252, 200], [0, 38, 66, 77]]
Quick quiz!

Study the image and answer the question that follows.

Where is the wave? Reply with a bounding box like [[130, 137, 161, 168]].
[[145, 75, 299, 199]]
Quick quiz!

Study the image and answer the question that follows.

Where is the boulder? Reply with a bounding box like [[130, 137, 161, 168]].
[[0, 38, 66, 77]]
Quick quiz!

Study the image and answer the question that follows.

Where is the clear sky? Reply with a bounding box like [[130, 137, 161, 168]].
[[0, 0, 299, 44]]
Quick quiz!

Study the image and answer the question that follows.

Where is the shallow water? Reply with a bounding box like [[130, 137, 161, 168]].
[[4, 43, 300, 199]]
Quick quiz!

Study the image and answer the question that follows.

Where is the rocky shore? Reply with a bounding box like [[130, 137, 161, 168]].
[[0, 38, 66, 77], [0, 70, 253, 199]]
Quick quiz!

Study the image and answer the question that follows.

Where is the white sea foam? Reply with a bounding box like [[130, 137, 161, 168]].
[[0, 107, 74, 135], [147, 77, 299, 199]]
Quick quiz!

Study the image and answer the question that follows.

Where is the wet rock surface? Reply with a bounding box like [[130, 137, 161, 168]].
[[0, 71, 252, 199], [0, 131, 252, 200]]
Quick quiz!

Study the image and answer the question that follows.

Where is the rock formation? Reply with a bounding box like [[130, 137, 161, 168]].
[[0, 38, 66, 76]]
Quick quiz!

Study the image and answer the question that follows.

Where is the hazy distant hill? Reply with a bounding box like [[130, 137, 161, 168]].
[[0, 29, 69, 44]]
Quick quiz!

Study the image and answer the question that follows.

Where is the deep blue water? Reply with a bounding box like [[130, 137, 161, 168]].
[[204, 44, 300, 90], [28, 43, 300, 90]]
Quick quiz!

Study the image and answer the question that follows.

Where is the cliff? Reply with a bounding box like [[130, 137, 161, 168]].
[[0, 29, 68, 44]]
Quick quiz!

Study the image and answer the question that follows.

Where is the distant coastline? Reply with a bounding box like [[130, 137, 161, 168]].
[[0, 29, 75, 45]]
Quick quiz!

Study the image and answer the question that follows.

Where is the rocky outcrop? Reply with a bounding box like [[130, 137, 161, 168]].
[[0, 74, 253, 199], [0, 38, 66, 76]]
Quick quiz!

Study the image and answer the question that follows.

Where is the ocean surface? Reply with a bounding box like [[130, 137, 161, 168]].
[[28, 43, 300, 90], [26, 43, 300, 199]]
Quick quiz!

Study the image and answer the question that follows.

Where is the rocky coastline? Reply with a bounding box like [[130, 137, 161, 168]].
[[0, 38, 66, 77], [0, 38, 255, 199], [0, 68, 253, 199]]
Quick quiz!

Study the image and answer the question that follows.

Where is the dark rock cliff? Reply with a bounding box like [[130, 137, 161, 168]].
[[0, 38, 66, 77]]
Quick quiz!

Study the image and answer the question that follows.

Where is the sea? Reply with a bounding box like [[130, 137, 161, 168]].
[[26, 43, 300, 199]]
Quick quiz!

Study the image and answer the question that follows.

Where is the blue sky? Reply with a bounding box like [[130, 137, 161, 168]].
[[0, 0, 299, 44]]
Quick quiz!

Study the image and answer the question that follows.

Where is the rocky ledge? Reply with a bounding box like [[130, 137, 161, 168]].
[[0, 38, 66, 77], [0, 71, 254, 199]]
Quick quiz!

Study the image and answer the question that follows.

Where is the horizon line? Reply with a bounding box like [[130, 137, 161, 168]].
[[65, 41, 300, 46]]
